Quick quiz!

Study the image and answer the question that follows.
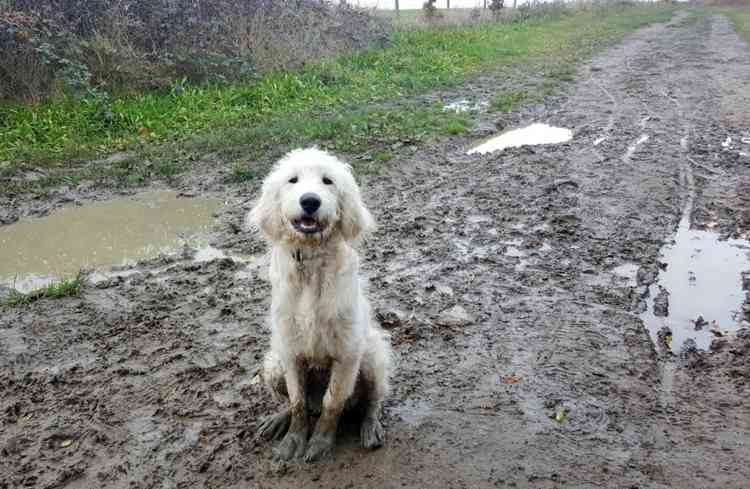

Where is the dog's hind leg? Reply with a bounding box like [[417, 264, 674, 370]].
[[257, 351, 291, 441], [359, 328, 391, 450]]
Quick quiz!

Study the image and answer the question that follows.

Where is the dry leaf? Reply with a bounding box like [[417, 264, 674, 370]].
[[502, 374, 521, 385], [554, 408, 569, 423]]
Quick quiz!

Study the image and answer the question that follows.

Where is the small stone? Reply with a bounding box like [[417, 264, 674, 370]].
[[435, 284, 454, 297], [0, 208, 19, 225], [468, 122, 496, 137], [679, 338, 698, 358], [636, 286, 650, 299], [710, 337, 729, 352], [694, 315, 708, 330], [653, 287, 669, 317], [636, 266, 658, 286], [376, 309, 406, 329], [437, 305, 474, 327], [494, 116, 511, 130]]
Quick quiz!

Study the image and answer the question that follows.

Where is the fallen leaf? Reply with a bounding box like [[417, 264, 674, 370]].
[[138, 127, 151, 138], [554, 407, 569, 423], [502, 374, 521, 385], [60, 439, 73, 448]]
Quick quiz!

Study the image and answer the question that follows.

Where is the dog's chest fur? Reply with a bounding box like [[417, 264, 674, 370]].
[[270, 244, 361, 365]]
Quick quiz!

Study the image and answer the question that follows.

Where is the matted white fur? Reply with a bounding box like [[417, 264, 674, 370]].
[[249, 147, 391, 462]]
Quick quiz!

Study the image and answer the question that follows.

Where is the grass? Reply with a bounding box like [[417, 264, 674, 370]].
[[2, 272, 84, 307], [0, 4, 676, 193], [723, 8, 750, 42], [490, 90, 531, 113]]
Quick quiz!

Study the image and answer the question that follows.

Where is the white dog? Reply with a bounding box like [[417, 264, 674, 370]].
[[249, 148, 391, 462]]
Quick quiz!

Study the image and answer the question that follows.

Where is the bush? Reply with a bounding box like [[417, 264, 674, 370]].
[[0, 0, 390, 101], [422, 0, 444, 23], [490, 0, 505, 18]]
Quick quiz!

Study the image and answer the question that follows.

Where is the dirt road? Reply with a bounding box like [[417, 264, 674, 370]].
[[2, 11, 750, 489]]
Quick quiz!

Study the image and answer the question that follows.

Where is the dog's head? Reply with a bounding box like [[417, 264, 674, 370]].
[[248, 148, 375, 245]]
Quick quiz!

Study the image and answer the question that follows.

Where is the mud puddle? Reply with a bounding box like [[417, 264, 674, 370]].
[[641, 204, 750, 353], [467, 122, 572, 155], [0, 191, 224, 292]]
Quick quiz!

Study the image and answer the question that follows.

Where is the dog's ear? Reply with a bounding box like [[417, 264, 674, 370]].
[[339, 176, 376, 242], [248, 178, 284, 242]]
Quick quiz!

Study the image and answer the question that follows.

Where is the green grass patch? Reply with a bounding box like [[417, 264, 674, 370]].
[[3, 272, 84, 307], [490, 90, 531, 113], [374, 151, 393, 163], [723, 8, 750, 42], [0, 5, 676, 192]]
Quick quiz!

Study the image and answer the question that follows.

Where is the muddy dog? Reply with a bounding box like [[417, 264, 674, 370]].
[[248, 148, 391, 462]]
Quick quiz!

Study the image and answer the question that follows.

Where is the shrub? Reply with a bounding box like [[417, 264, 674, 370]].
[[422, 0, 444, 23], [0, 0, 390, 101]]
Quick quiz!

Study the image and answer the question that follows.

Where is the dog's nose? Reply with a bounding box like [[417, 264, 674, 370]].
[[300, 193, 321, 215]]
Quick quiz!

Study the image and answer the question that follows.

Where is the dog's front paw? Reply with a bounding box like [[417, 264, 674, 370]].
[[361, 416, 385, 450], [257, 409, 291, 441], [303, 433, 335, 463], [274, 430, 307, 461]]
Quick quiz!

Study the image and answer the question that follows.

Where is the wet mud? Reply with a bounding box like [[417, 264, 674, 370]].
[[3, 11, 750, 489]]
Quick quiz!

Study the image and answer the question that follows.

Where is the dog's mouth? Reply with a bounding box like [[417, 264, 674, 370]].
[[292, 216, 323, 235]]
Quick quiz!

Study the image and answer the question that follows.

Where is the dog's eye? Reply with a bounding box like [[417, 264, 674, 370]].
[[322, 177, 333, 185], [288, 176, 298, 184]]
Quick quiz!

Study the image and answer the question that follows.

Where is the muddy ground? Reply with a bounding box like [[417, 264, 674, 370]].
[[2, 11, 750, 489]]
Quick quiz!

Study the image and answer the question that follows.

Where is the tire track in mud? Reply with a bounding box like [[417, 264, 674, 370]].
[[2, 11, 750, 489]]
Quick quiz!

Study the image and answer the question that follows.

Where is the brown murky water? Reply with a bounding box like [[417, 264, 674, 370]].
[[0, 191, 223, 292]]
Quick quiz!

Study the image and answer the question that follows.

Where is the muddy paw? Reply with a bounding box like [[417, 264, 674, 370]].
[[274, 430, 307, 461], [303, 433, 335, 463], [361, 416, 385, 449], [256, 409, 291, 441]]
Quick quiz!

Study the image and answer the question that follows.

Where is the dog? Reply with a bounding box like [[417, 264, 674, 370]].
[[248, 148, 391, 462]]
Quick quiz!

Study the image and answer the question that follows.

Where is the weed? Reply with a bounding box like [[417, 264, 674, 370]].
[[444, 119, 468, 135], [3, 272, 84, 307], [490, 90, 530, 113], [723, 8, 750, 42], [548, 66, 577, 82], [374, 151, 393, 163], [228, 164, 256, 183]]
